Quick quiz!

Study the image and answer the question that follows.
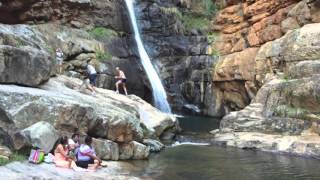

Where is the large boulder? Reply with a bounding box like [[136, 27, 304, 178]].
[[20, 121, 59, 153], [0, 24, 54, 86], [119, 141, 149, 160], [92, 138, 119, 161], [0, 75, 178, 158]]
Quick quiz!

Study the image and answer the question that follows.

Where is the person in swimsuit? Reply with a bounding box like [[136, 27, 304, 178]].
[[115, 67, 128, 95]]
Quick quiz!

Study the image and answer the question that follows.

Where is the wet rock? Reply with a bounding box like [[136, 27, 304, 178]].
[[20, 121, 59, 153]]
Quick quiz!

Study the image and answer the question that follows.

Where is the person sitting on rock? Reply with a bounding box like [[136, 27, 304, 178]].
[[56, 48, 64, 74], [68, 133, 80, 159], [76, 136, 101, 170], [115, 67, 128, 95], [53, 136, 77, 169]]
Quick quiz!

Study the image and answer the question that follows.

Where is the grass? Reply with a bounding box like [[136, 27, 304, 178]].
[[89, 27, 118, 40], [0, 152, 26, 166], [96, 50, 112, 61]]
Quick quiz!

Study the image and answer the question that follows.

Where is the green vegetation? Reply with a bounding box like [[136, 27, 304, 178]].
[[15, 39, 27, 48], [182, 13, 211, 32], [202, 0, 220, 17], [89, 27, 118, 40], [96, 50, 112, 61], [160, 7, 182, 19], [274, 105, 309, 119], [0, 152, 26, 166]]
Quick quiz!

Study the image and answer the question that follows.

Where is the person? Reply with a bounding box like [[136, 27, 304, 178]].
[[56, 48, 64, 74], [68, 133, 80, 158], [86, 61, 97, 86], [79, 74, 96, 96], [53, 136, 77, 169], [76, 136, 101, 170], [115, 67, 128, 95]]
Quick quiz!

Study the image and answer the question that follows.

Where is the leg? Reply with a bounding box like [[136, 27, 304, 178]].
[[122, 83, 128, 96], [115, 80, 121, 93], [87, 159, 100, 170]]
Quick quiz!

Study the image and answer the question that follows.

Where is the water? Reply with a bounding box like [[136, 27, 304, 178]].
[[124, 0, 171, 113], [127, 116, 320, 179]]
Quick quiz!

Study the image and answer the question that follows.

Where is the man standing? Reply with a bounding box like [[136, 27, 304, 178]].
[[115, 67, 128, 95], [56, 48, 64, 74], [86, 61, 97, 93]]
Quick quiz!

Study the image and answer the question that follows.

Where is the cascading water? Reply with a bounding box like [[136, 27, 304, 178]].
[[124, 0, 171, 113]]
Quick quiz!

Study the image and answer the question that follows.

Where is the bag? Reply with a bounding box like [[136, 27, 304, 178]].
[[28, 149, 45, 164], [44, 153, 55, 164]]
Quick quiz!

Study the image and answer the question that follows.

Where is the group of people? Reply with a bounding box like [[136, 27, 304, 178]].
[[53, 134, 102, 171], [55, 48, 128, 96]]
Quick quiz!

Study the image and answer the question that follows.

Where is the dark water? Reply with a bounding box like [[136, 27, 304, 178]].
[[130, 116, 320, 180]]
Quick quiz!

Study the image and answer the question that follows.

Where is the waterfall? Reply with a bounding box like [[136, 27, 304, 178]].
[[124, 0, 171, 113]]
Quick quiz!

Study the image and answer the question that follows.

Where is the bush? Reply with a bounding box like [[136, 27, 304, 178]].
[[202, 0, 219, 17], [0, 152, 26, 166], [182, 13, 211, 32], [160, 7, 182, 19], [96, 51, 112, 61], [89, 27, 118, 40]]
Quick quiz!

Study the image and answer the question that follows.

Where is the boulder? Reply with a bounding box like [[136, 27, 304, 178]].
[[119, 141, 149, 160], [142, 139, 164, 152], [0, 146, 12, 159], [92, 138, 119, 161], [20, 121, 59, 153], [0, 75, 178, 154]]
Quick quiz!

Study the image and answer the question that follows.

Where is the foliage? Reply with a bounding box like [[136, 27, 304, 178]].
[[202, 0, 219, 17], [207, 32, 219, 44], [160, 7, 182, 19], [0, 152, 26, 166], [182, 13, 211, 32], [89, 27, 118, 40], [96, 50, 112, 61], [274, 105, 309, 119]]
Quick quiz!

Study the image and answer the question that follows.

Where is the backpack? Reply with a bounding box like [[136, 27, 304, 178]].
[[28, 149, 45, 164]]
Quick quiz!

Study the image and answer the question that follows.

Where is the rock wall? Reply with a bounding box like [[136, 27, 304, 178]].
[[135, 0, 221, 116], [213, 6, 320, 157], [212, 0, 320, 112]]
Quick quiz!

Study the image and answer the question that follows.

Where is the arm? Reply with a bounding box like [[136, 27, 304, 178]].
[[85, 152, 102, 163], [57, 144, 70, 159]]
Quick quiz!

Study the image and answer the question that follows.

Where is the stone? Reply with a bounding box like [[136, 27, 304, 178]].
[[281, 17, 300, 33], [0, 75, 178, 152], [142, 139, 164, 152], [118, 141, 149, 160], [92, 138, 119, 161], [0, 146, 12, 158], [21, 121, 59, 153]]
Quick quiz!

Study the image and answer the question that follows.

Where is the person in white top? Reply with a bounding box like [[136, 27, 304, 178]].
[[56, 48, 64, 74], [86, 61, 97, 95], [115, 67, 128, 95]]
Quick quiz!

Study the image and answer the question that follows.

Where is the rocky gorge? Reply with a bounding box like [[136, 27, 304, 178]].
[[1, 0, 320, 179]]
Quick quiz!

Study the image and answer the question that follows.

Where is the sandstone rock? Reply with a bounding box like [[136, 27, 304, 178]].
[[281, 17, 300, 33], [92, 138, 119, 161], [214, 132, 320, 158], [21, 121, 59, 153]]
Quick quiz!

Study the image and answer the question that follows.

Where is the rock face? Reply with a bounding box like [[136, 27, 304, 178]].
[[0, 75, 178, 159], [212, 0, 320, 112], [135, 0, 221, 116], [21, 121, 59, 153], [0, 24, 54, 86], [214, 23, 320, 157]]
